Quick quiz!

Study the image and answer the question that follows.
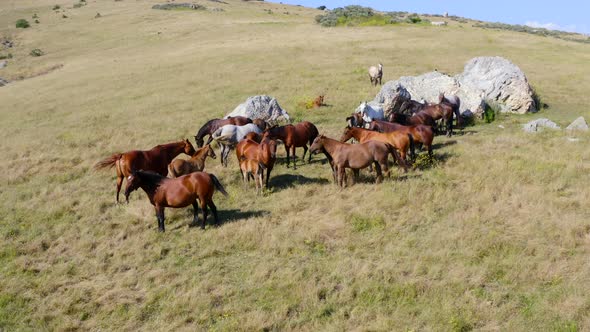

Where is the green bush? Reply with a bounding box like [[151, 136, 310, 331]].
[[16, 19, 30, 28], [405, 13, 422, 24], [30, 49, 44, 57], [53, 5, 61, 10], [0, 54, 12, 60], [315, 6, 424, 27]]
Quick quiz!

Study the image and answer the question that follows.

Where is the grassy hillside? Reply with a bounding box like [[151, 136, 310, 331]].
[[1, 0, 590, 330]]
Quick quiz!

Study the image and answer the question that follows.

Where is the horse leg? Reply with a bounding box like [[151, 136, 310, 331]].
[[285, 145, 291, 168], [116, 175, 123, 204], [155, 206, 165, 232], [190, 202, 199, 227], [338, 167, 346, 188], [428, 144, 433, 158], [374, 162, 383, 184], [200, 199, 208, 230], [208, 201, 219, 226], [352, 169, 360, 185], [381, 160, 390, 178], [292, 146, 297, 169], [448, 115, 454, 137], [220, 145, 226, 166], [265, 166, 272, 188], [303, 145, 310, 163]]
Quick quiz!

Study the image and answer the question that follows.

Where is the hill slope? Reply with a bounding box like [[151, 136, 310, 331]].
[[1, 0, 590, 330]]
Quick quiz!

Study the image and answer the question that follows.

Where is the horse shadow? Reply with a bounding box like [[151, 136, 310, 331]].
[[432, 140, 457, 150], [171, 209, 269, 230], [269, 173, 330, 191]]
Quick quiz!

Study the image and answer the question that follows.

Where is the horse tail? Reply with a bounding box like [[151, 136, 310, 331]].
[[407, 133, 415, 161], [385, 143, 408, 173], [94, 153, 121, 170], [210, 174, 229, 197]]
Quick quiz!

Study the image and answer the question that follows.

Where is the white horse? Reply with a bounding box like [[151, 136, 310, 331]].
[[368, 63, 383, 86], [354, 101, 385, 127], [212, 123, 263, 167]]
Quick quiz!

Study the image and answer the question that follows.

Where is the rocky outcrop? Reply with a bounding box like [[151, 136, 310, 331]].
[[373, 57, 536, 116], [458, 57, 536, 114], [566, 117, 589, 132], [523, 118, 560, 132], [224, 95, 290, 123], [0, 77, 8, 87]]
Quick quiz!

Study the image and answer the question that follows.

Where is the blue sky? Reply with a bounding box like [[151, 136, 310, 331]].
[[273, 0, 590, 34]]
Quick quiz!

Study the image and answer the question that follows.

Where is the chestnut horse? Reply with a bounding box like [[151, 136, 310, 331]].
[[339, 126, 414, 163], [263, 121, 318, 169], [168, 144, 216, 178], [239, 157, 265, 194], [367, 120, 434, 158], [310, 135, 407, 187], [94, 139, 196, 203], [244, 131, 263, 143], [236, 137, 277, 188], [124, 170, 228, 231], [194, 116, 252, 147]]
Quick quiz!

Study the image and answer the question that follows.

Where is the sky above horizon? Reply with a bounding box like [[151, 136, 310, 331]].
[[273, 0, 590, 34]]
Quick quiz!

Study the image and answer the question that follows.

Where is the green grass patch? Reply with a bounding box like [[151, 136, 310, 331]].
[[346, 213, 385, 232]]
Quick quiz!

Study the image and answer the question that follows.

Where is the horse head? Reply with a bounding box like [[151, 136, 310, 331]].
[[124, 170, 142, 203], [339, 126, 354, 142], [183, 139, 196, 155], [206, 145, 217, 159], [310, 135, 325, 154]]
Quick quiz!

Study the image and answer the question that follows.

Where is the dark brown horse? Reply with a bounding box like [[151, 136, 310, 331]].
[[438, 92, 463, 131], [367, 120, 435, 158], [310, 135, 406, 187], [168, 144, 216, 178], [263, 121, 318, 169], [417, 102, 455, 137], [194, 116, 252, 147], [388, 111, 437, 132], [235, 136, 277, 188], [124, 170, 228, 231], [339, 126, 413, 163], [95, 139, 196, 203]]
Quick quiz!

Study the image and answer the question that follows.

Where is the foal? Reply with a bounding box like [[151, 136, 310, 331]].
[[168, 144, 216, 178], [236, 137, 277, 188], [239, 157, 265, 194]]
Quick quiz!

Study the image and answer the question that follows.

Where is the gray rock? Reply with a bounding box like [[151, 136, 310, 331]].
[[523, 118, 560, 132], [1, 40, 12, 48], [458, 57, 536, 114], [0, 77, 8, 86], [0, 61, 6, 69], [224, 95, 290, 123], [566, 116, 589, 131], [372, 56, 535, 117]]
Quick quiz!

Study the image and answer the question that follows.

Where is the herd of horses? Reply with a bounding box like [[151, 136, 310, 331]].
[[95, 92, 462, 232]]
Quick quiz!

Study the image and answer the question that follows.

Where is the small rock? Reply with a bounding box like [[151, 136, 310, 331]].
[[523, 118, 560, 133], [566, 116, 588, 132], [1, 40, 13, 48], [0, 77, 9, 86], [498, 125, 505, 129], [0, 60, 6, 69], [567, 137, 580, 142]]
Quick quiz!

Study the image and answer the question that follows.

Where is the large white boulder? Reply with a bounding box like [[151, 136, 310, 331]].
[[224, 95, 290, 123]]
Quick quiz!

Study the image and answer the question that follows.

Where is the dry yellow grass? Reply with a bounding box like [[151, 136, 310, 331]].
[[1, 0, 590, 331]]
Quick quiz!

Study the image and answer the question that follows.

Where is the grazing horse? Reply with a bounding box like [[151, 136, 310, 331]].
[[368, 63, 383, 86], [388, 111, 437, 132], [339, 126, 414, 163], [367, 120, 434, 158], [236, 137, 277, 188], [168, 144, 216, 178], [194, 116, 252, 148], [263, 121, 318, 169], [438, 92, 462, 130], [239, 157, 265, 194], [212, 123, 263, 167], [418, 102, 455, 137], [124, 170, 228, 231], [94, 139, 196, 203], [310, 135, 406, 187]]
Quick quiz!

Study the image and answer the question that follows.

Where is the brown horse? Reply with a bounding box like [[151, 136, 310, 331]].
[[236, 137, 277, 188], [418, 102, 455, 137], [367, 120, 434, 158], [194, 116, 252, 147], [95, 139, 196, 203], [168, 144, 216, 178], [244, 131, 263, 143], [339, 126, 414, 163], [310, 135, 406, 187], [124, 170, 228, 231], [263, 121, 318, 169], [239, 157, 265, 194], [388, 111, 437, 131], [438, 92, 463, 131]]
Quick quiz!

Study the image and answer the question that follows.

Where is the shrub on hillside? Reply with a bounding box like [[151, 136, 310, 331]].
[[16, 19, 30, 28], [315, 6, 425, 27], [405, 13, 422, 24], [30, 49, 44, 57], [317, 5, 326, 10]]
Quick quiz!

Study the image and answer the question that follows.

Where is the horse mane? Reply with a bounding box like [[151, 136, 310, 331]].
[[154, 140, 185, 149], [196, 119, 219, 139], [136, 170, 167, 190]]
